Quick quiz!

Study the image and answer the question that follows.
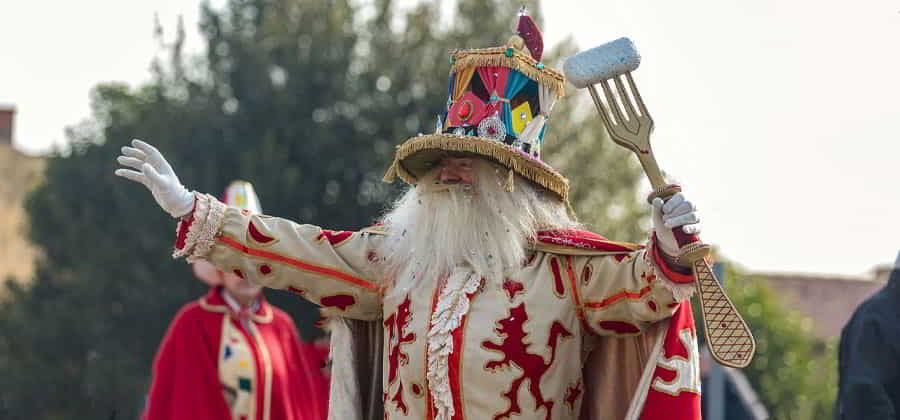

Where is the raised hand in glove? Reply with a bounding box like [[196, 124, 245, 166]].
[[114, 139, 194, 218], [651, 192, 701, 257]]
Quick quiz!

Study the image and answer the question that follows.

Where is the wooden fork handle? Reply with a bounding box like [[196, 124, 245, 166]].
[[635, 149, 668, 190]]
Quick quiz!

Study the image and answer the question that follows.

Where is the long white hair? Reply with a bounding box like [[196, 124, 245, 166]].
[[375, 159, 578, 293]]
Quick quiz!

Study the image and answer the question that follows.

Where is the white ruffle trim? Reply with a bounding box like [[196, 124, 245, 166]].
[[643, 245, 696, 302], [426, 269, 482, 420], [172, 192, 227, 262], [326, 318, 363, 420], [660, 276, 696, 302]]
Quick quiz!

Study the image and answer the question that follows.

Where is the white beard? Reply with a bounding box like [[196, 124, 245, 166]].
[[375, 160, 578, 295]]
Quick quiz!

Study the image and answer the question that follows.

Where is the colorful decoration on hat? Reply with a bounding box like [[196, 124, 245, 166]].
[[434, 115, 443, 134], [516, 6, 543, 61], [477, 114, 507, 141], [430, 8, 563, 160], [384, 7, 570, 202], [447, 91, 489, 127], [223, 180, 263, 214], [510, 101, 534, 136]]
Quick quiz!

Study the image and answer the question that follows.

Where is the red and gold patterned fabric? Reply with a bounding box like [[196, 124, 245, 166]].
[[174, 195, 700, 420], [143, 287, 329, 420]]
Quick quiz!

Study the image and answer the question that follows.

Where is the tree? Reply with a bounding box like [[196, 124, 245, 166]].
[[0, 1, 645, 418]]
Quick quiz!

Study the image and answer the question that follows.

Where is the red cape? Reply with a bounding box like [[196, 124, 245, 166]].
[[143, 288, 329, 420], [535, 229, 644, 253]]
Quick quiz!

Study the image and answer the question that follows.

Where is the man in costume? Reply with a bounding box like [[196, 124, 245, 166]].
[[835, 250, 900, 419], [142, 181, 329, 420], [119, 12, 703, 420]]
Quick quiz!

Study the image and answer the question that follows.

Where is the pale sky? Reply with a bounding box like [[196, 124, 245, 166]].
[[2, 0, 898, 276]]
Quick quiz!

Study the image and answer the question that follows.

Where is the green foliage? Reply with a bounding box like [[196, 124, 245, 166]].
[[695, 263, 838, 420], [0, 0, 643, 418], [543, 95, 648, 240]]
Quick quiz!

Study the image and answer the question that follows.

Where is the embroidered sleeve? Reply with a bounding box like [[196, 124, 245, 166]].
[[174, 193, 383, 320], [567, 240, 695, 337]]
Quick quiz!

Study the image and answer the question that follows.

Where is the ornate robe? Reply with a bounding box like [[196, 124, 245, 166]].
[[143, 287, 329, 420], [174, 193, 701, 420]]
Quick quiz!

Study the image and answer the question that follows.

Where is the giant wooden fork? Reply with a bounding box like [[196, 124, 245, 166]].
[[587, 73, 755, 368]]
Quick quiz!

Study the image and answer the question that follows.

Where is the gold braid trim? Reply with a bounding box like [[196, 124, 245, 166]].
[[173, 192, 209, 259], [382, 133, 569, 201], [188, 194, 227, 262], [450, 47, 566, 97]]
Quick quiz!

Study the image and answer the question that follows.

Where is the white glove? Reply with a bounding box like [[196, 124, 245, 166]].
[[114, 139, 195, 218], [651, 192, 701, 256]]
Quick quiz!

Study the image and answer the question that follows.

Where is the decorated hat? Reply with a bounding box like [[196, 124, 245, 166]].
[[383, 8, 569, 200], [193, 180, 263, 285], [222, 180, 263, 214]]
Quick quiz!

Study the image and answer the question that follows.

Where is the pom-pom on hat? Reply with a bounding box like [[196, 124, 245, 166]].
[[383, 7, 570, 201]]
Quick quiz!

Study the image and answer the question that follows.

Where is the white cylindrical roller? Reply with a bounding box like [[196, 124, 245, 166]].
[[563, 37, 641, 88]]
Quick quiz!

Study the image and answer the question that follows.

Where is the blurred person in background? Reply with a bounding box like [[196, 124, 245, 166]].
[[835, 250, 900, 419], [142, 181, 329, 420], [118, 11, 706, 420]]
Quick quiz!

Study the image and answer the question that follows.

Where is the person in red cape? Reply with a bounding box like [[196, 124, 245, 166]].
[[143, 181, 328, 420], [120, 9, 704, 420]]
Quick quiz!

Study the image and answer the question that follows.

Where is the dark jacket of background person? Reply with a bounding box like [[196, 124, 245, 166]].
[[835, 264, 900, 419]]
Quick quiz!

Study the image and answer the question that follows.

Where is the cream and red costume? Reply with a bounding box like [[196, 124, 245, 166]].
[[172, 192, 701, 420]]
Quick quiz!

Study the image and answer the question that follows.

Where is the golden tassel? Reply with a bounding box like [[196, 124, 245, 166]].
[[565, 200, 580, 222], [382, 161, 398, 182], [505, 168, 515, 192]]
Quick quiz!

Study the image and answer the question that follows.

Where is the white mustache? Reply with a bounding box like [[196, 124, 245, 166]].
[[417, 181, 474, 196]]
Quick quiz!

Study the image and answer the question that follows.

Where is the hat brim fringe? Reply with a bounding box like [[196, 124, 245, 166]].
[[450, 47, 566, 98], [382, 133, 569, 202]]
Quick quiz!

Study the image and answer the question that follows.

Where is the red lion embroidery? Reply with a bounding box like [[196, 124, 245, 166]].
[[482, 303, 572, 420], [564, 380, 582, 411], [384, 295, 416, 414]]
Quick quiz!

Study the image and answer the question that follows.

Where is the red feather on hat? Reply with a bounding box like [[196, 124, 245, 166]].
[[517, 12, 543, 61]]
